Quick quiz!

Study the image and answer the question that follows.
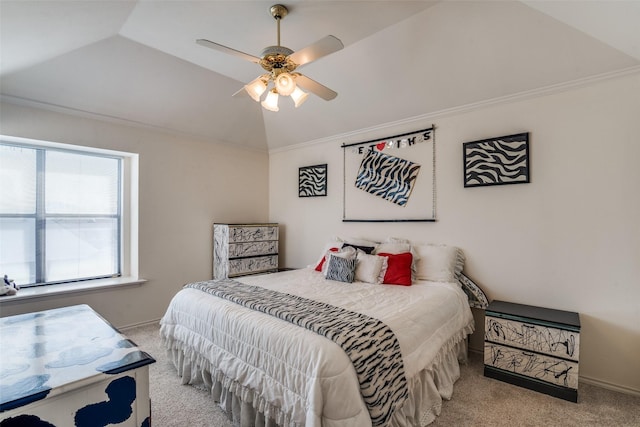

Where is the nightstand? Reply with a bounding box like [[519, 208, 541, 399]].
[[484, 300, 580, 402]]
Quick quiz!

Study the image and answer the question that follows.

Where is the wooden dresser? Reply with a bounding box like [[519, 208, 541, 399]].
[[213, 223, 279, 278], [484, 300, 580, 402]]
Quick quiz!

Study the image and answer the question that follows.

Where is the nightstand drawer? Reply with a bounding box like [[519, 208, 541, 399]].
[[485, 342, 579, 389], [485, 316, 580, 362], [229, 255, 278, 277]]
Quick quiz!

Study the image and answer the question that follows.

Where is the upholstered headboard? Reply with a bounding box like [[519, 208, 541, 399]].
[[458, 273, 489, 309]]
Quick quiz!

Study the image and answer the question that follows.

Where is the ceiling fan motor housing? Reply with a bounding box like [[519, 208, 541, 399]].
[[260, 46, 297, 73]]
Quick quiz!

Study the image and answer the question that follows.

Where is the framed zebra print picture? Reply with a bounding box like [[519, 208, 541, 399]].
[[463, 132, 530, 188], [299, 164, 328, 197]]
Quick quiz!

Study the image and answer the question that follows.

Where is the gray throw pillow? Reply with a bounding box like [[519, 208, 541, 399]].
[[326, 255, 356, 283]]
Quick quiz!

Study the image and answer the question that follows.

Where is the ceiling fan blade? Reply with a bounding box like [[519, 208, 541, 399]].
[[232, 86, 248, 97], [196, 39, 261, 64], [288, 35, 344, 67], [296, 74, 337, 101]]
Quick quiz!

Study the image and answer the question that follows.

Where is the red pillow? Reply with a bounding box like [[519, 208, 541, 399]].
[[377, 252, 413, 286], [315, 247, 340, 271]]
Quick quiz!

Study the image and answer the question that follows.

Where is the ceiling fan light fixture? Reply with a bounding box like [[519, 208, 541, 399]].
[[198, 3, 344, 112], [244, 77, 268, 102], [261, 89, 280, 112], [291, 86, 309, 108], [274, 72, 296, 96]]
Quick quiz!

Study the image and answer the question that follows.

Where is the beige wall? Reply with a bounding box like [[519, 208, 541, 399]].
[[0, 102, 270, 327], [269, 72, 640, 394]]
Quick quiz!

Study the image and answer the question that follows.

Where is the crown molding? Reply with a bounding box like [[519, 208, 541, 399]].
[[269, 65, 640, 154], [0, 94, 269, 154]]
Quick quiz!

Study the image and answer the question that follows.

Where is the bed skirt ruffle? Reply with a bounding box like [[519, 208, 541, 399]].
[[161, 322, 473, 427]]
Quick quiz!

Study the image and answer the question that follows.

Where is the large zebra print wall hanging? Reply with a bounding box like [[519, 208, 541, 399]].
[[299, 164, 327, 197], [463, 133, 530, 187], [355, 150, 420, 207], [342, 126, 436, 222]]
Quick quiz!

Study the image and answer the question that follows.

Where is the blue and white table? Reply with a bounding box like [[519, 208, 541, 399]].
[[0, 304, 155, 426]]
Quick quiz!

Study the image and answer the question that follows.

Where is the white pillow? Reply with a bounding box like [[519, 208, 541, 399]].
[[384, 237, 409, 243], [414, 244, 465, 282], [354, 251, 386, 284], [311, 240, 343, 270], [374, 242, 411, 254]]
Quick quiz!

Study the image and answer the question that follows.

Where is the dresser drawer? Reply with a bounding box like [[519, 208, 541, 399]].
[[485, 316, 579, 361], [229, 240, 278, 258], [485, 342, 579, 390], [229, 225, 278, 243], [229, 255, 278, 277]]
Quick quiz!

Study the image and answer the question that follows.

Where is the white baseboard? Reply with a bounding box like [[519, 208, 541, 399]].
[[469, 345, 483, 355], [579, 375, 640, 397], [119, 318, 162, 331]]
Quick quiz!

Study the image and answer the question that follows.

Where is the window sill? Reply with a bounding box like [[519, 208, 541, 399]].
[[0, 277, 147, 304]]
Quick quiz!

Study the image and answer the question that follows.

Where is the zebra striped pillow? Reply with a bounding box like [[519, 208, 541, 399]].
[[314, 247, 340, 271], [325, 254, 357, 283], [321, 246, 357, 276]]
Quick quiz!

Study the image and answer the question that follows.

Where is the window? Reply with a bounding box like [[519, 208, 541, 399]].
[[1, 137, 136, 288]]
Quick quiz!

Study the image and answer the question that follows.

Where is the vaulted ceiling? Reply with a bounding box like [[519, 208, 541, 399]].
[[1, 1, 639, 151]]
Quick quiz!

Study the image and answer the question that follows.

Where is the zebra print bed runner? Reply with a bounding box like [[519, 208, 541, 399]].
[[186, 279, 408, 426]]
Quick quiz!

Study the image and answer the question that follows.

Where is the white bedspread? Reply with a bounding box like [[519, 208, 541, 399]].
[[160, 268, 474, 427]]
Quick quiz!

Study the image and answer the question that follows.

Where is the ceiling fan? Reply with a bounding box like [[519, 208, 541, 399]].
[[196, 4, 344, 112]]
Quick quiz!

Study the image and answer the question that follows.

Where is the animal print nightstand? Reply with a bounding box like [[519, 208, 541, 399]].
[[484, 300, 580, 402]]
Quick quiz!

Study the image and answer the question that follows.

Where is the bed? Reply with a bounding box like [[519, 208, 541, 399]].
[[160, 239, 487, 426]]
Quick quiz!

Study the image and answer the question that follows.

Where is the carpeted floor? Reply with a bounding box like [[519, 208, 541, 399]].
[[125, 323, 640, 427]]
